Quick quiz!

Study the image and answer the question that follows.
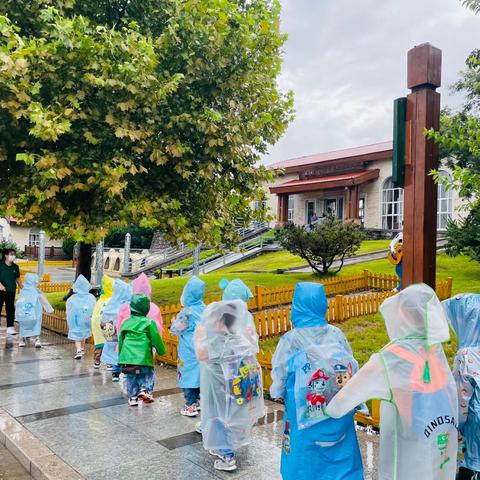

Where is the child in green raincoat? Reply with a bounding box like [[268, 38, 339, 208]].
[[118, 294, 166, 406]]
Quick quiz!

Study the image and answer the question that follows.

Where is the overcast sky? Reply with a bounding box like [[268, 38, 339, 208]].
[[263, 0, 478, 164]]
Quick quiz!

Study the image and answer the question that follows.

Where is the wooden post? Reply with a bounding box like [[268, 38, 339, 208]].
[[334, 295, 344, 323], [255, 285, 264, 310], [402, 43, 442, 289]]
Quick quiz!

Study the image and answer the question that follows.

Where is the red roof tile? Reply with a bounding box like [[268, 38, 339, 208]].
[[270, 169, 380, 194], [269, 141, 392, 172]]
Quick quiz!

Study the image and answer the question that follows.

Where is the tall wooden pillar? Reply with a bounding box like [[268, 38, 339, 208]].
[[277, 194, 289, 225], [402, 43, 441, 289], [347, 185, 360, 220]]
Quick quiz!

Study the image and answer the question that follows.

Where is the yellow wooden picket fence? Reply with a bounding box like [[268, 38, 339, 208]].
[[38, 282, 72, 293]]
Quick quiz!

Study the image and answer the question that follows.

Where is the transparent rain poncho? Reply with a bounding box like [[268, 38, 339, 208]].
[[91, 275, 114, 347], [170, 276, 205, 389], [194, 300, 264, 451], [326, 284, 458, 480], [271, 282, 363, 480], [443, 293, 480, 472], [117, 273, 162, 337], [15, 273, 53, 338], [100, 279, 132, 365], [66, 275, 96, 341]]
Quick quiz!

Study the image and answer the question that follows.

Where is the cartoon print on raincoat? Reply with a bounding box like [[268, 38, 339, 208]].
[[443, 293, 480, 473], [100, 279, 132, 366], [15, 273, 53, 338], [117, 273, 162, 337], [66, 275, 96, 341], [194, 300, 264, 452], [326, 283, 458, 480], [91, 275, 114, 347], [170, 276, 205, 388], [270, 282, 363, 480]]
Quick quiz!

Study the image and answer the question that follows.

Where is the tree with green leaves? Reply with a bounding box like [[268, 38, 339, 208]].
[[427, 8, 480, 262], [276, 217, 366, 275], [0, 1, 293, 279]]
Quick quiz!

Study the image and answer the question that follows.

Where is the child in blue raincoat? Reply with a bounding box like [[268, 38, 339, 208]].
[[170, 276, 206, 417], [66, 275, 96, 360], [101, 279, 132, 382], [270, 282, 363, 480], [16, 273, 53, 348], [443, 294, 480, 480]]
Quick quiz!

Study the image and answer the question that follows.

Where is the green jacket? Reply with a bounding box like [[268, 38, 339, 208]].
[[118, 294, 166, 367]]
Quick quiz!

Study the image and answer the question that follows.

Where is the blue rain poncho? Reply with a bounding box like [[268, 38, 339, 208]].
[[170, 276, 205, 389], [327, 284, 458, 480], [100, 279, 132, 365], [443, 293, 480, 473], [15, 273, 53, 338], [270, 282, 363, 480], [220, 278, 256, 332], [195, 300, 264, 452], [66, 275, 96, 341]]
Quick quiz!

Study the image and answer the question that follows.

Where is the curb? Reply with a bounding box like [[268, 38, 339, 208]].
[[0, 408, 84, 480]]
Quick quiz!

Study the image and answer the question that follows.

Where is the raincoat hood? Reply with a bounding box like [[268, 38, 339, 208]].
[[23, 273, 39, 288], [290, 282, 328, 328], [130, 294, 151, 317], [443, 293, 480, 348], [132, 273, 152, 298], [220, 279, 253, 303], [380, 283, 450, 346], [103, 279, 132, 316], [181, 276, 205, 307], [73, 275, 92, 295], [100, 275, 114, 298]]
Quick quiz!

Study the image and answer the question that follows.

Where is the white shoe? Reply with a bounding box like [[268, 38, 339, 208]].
[[180, 404, 199, 417], [74, 350, 83, 360], [195, 421, 202, 434], [6, 327, 17, 335], [128, 397, 139, 407], [214, 457, 237, 472], [35, 338, 42, 348], [19, 338, 26, 347]]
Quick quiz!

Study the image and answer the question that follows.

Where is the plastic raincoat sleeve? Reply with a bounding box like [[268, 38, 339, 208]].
[[454, 354, 475, 429], [326, 353, 390, 418], [169, 310, 189, 336], [194, 325, 208, 361], [270, 336, 291, 400], [149, 321, 166, 356], [39, 292, 54, 314]]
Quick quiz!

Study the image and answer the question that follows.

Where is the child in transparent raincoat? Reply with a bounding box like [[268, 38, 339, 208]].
[[16, 273, 53, 348], [170, 276, 205, 417], [443, 294, 480, 480], [66, 275, 96, 360], [100, 279, 132, 382], [194, 300, 264, 472], [326, 284, 458, 480], [270, 282, 363, 480], [91, 275, 114, 368], [117, 273, 162, 337]]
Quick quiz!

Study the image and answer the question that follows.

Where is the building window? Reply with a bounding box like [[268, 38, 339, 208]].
[[437, 171, 453, 230], [288, 196, 294, 223], [323, 197, 344, 220], [359, 197, 365, 225], [381, 177, 403, 230], [29, 228, 40, 247]]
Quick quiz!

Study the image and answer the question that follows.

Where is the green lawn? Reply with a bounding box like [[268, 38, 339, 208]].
[[165, 249, 219, 270], [221, 239, 390, 273]]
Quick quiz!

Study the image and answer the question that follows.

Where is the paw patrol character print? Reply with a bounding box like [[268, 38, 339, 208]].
[[306, 369, 329, 416], [282, 421, 291, 455], [334, 363, 352, 389]]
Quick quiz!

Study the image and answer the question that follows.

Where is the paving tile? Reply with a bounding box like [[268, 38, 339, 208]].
[[0, 444, 32, 480], [30, 454, 83, 480]]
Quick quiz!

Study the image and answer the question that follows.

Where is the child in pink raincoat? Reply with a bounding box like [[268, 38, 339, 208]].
[[117, 273, 162, 337]]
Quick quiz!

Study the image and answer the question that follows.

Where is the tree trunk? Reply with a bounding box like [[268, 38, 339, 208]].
[[75, 242, 93, 281]]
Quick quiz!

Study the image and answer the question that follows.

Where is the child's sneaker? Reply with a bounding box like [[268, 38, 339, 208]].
[[195, 421, 202, 434], [209, 450, 223, 459], [180, 404, 199, 417], [194, 401, 201, 411], [128, 397, 139, 407], [74, 350, 83, 360], [19, 338, 26, 347], [93, 361, 101, 369], [112, 373, 120, 383], [34, 338, 42, 348], [214, 457, 237, 472], [106, 364, 113, 371], [138, 391, 155, 404], [6, 326, 17, 335]]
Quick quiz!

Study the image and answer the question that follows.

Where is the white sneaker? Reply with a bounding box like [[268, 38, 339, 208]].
[[34, 338, 42, 348], [74, 350, 83, 360], [214, 457, 237, 472], [128, 397, 139, 407], [6, 327, 16, 335], [195, 421, 202, 434], [19, 338, 26, 347], [106, 364, 113, 371]]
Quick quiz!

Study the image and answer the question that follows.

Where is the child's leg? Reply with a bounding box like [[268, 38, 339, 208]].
[[139, 366, 155, 393], [74, 341, 83, 351], [93, 346, 103, 364], [111, 364, 121, 381], [183, 388, 198, 406], [126, 373, 140, 398]]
